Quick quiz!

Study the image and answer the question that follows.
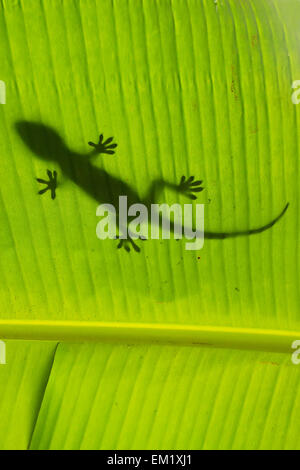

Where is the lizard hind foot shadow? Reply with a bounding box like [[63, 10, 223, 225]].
[[116, 235, 147, 253], [179, 176, 204, 200]]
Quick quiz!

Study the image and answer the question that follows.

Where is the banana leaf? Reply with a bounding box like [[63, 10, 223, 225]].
[[0, 0, 299, 450]]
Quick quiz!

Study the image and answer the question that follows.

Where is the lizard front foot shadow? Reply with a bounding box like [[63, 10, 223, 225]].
[[36, 170, 57, 200], [88, 134, 118, 155]]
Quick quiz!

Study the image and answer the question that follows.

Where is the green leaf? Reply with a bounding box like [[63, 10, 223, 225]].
[[0, 0, 299, 450], [0, 341, 57, 450], [30, 343, 300, 450]]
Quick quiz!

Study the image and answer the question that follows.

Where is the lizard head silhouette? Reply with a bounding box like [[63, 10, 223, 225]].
[[16, 121, 69, 161], [15, 120, 289, 252]]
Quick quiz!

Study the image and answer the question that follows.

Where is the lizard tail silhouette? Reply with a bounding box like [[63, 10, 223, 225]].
[[15, 121, 289, 248], [204, 202, 289, 239]]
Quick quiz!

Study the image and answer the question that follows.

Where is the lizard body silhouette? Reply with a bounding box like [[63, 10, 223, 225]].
[[15, 121, 289, 252]]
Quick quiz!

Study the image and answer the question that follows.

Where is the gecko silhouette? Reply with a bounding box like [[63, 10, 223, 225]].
[[15, 121, 289, 252]]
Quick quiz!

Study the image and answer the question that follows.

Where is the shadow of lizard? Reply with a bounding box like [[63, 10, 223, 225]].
[[15, 121, 289, 252]]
